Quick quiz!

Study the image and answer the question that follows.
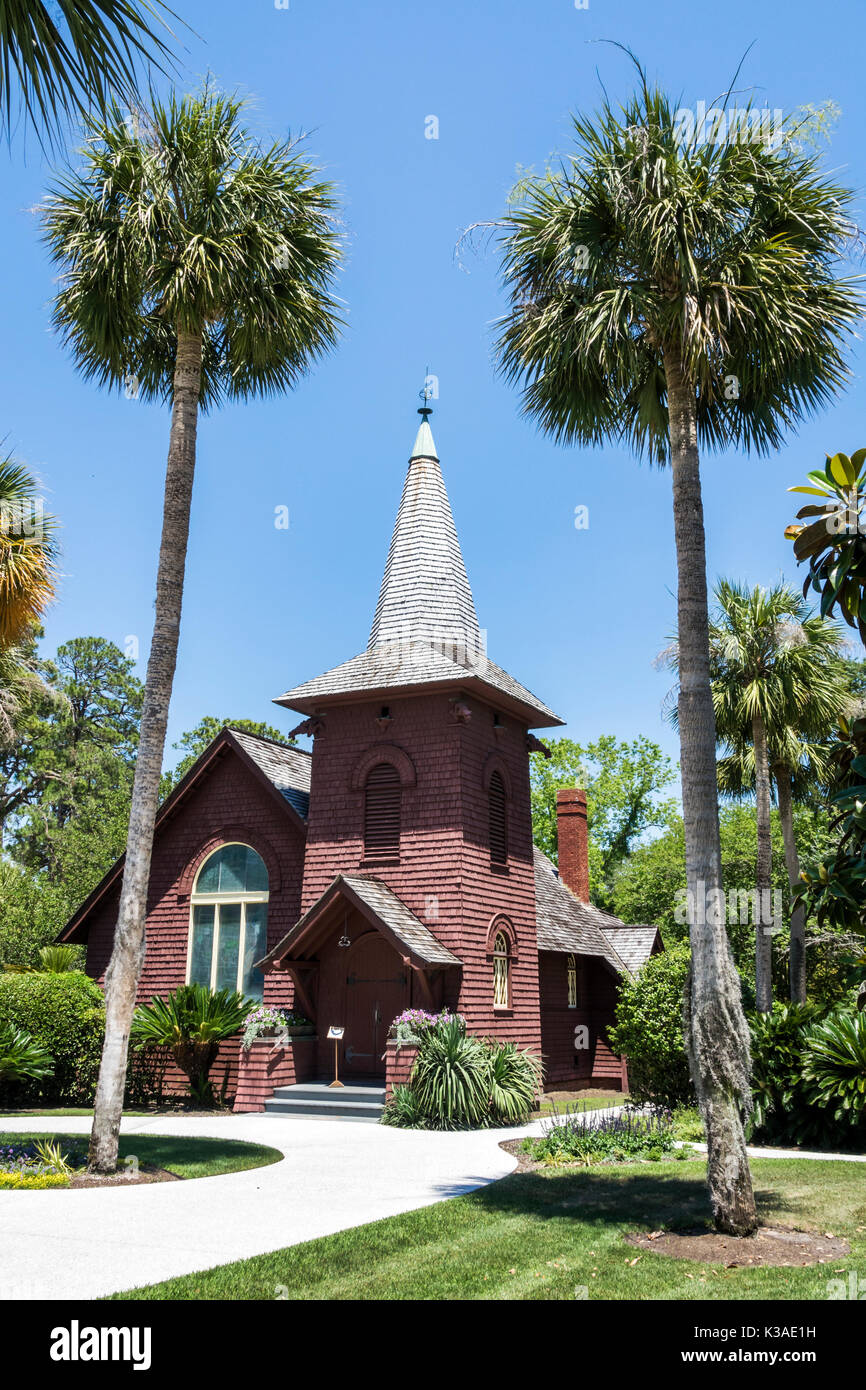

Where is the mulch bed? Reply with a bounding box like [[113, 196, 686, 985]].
[[625, 1226, 850, 1267], [69, 1166, 180, 1190], [501, 1138, 548, 1171]]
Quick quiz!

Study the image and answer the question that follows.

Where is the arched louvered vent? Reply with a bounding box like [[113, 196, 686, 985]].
[[488, 770, 508, 865], [364, 762, 401, 855]]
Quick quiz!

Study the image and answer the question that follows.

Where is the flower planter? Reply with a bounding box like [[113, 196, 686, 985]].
[[385, 1040, 418, 1102]]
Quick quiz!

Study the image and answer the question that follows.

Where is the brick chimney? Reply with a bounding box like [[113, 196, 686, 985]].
[[556, 788, 589, 902]]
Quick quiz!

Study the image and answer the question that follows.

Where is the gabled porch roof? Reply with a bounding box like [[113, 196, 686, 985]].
[[258, 873, 462, 973]]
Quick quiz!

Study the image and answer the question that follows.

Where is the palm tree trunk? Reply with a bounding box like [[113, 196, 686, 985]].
[[88, 329, 202, 1173], [665, 349, 757, 1236], [775, 767, 806, 1003], [752, 713, 773, 1013]]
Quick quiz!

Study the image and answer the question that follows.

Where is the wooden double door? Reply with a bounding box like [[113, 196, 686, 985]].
[[343, 933, 408, 1077]]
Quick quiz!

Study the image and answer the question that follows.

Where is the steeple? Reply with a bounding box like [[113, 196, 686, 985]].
[[273, 401, 563, 729], [368, 408, 481, 656]]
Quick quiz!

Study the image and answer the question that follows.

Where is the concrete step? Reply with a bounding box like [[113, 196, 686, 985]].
[[263, 1096, 383, 1121], [271, 1083, 386, 1104]]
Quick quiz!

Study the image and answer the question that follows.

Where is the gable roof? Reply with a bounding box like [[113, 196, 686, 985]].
[[533, 847, 631, 974], [259, 872, 461, 971], [599, 924, 662, 972], [228, 729, 311, 820], [58, 727, 308, 943]]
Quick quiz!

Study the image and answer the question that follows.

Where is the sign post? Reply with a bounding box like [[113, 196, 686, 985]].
[[327, 1026, 345, 1088]]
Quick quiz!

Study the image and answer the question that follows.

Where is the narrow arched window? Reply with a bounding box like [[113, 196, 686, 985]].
[[567, 954, 578, 1009], [489, 770, 508, 865], [188, 844, 269, 1001], [364, 762, 401, 856], [493, 931, 510, 1008]]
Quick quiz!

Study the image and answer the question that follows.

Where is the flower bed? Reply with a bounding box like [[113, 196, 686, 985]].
[[0, 1137, 85, 1189], [521, 1105, 679, 1166]]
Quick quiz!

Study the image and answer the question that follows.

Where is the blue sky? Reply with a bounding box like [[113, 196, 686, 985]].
[[2, 0, 863, 779]]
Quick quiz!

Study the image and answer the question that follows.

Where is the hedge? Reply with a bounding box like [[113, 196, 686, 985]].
[[0, 971, 105, 1105], [608, 942, 694, 1107]]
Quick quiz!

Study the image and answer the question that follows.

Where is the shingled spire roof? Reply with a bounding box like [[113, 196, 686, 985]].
[[368, 412, 480, 654], [274, 408, 563, 729]]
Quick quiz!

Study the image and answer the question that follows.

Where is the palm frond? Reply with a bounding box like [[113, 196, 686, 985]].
[[42, 87, 344, 409], [0, 0, 183, 148], [495, 83, 862, 464]]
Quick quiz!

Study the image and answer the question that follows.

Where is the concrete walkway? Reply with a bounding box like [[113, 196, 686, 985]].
[[0, 1111, 542, 1301], [4, 1111, 861, 1300], [683, 1140, 866, 1163]]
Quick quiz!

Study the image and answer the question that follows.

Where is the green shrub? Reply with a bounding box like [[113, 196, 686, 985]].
[[671, 1105, 705, 1143], [0, 971, 104, 1104], [381, 1084, 427, 1129], [523, 1106, 676, 1166], [748, 1001, 825, 1145], [608, 943, 693, 1107], [0, 1022, 54, 1086], [130, 985, 252, 1106], [384, 1020, 544, 1130], [0, 1170, 70, 1190], [410, 1019, 491, 1129], [484, 1040, 543, 1124], [804, 1011, 866, 1128]]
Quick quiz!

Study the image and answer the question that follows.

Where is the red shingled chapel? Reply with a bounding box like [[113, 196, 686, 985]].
[[62, 409, 660, 1114]]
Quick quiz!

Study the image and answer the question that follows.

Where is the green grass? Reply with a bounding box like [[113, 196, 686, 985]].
[[110, 1157, 866, 1300], [535, 1092, 628, 1119], [0, 1106, 231, 1118], [0, 1132, 283, 1181]]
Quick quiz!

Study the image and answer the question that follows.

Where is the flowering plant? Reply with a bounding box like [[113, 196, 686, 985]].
[[242, 1006, 311, 1050], [0, 1139, 84, 1177], [389, 1007, 466, 1048]]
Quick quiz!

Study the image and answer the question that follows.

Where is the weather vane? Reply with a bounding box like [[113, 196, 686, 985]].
[[418, 367, 433, 418]]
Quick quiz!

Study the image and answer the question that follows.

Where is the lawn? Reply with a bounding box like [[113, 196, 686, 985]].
[[110, 1156, 866, 1300], [0, 1131, 283, 1181], [535, 1091, 628, 1119]]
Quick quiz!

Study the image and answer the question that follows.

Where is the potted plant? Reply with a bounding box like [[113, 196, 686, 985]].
[[242, 1006, 314, 1050]]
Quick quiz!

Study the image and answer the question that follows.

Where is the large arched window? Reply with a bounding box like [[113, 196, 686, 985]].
[[188, 845, 269, 1001], [492, 931, 510, 1009], [364, 762, 401, 856], [488, 770, 508, 865]]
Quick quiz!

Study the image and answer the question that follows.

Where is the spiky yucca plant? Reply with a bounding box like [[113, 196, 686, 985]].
[[485, 1040, 543, 1124], [410, 1019, 491, 1130]]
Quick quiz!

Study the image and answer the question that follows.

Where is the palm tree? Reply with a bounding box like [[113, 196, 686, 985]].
[[710, 581, 848, 1008], [493, 64, 860, 1234], [43, 88, 343, 1172], [0, 0, 178, 146], [0, 455, 58, 649]]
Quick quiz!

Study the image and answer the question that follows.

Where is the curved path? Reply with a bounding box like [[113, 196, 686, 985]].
[[0, 1111, 538, 1300]]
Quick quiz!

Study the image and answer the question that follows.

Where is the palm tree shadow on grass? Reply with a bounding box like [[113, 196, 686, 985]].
[[466, 1169, 791, 1234]]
